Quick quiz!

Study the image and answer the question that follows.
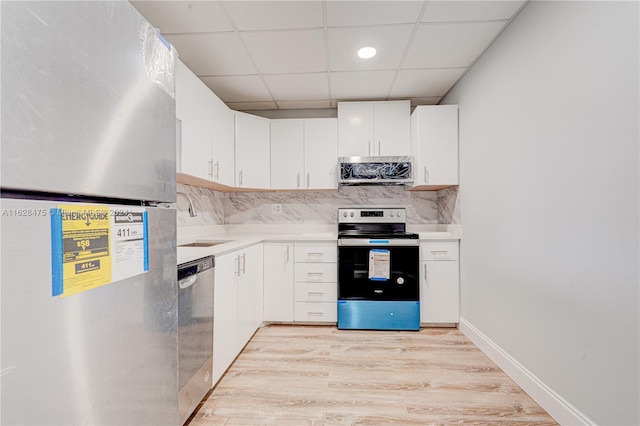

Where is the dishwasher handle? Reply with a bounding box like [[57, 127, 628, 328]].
[[178, 256, 214, 289], [179, 275, 199, 289]]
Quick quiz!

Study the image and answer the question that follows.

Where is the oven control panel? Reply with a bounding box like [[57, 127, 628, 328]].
[[338, 208, 406, 223]]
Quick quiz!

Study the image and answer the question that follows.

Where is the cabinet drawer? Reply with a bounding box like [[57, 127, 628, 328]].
[[420, 241, 459, 261], [295, 243, 337, 263], [294, 263, 337, 282], [294, 302, 337, 322], [294, 282, 337, 302]]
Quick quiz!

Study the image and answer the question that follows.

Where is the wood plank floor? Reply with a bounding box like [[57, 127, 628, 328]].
[[187, 325, 557, 425]]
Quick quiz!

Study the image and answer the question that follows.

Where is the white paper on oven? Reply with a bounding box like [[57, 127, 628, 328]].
[[369, 249, 390, 281]]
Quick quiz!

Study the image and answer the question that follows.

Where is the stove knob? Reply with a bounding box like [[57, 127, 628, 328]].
[[342, 212, 347, 217], [396, 210, 403, 218], [389, 212, 395, 217], [350, 212, 355, 217]]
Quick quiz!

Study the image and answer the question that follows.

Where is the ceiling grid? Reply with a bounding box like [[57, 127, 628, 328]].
[[130, 0, 528, 111]]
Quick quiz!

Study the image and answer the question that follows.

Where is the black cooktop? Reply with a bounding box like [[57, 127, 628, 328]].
[[338, 230, 419, 239]]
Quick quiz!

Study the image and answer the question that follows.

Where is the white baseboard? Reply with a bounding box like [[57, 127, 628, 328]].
[[458, 317, 594, 426]]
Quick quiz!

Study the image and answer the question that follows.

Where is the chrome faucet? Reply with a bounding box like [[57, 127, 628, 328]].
[[176, 192, 197, 217]]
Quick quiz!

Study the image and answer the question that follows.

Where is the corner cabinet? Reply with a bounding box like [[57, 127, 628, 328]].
[[263, 243, 294, 322], [270, 118, 338, 190], [419, 241, 460, 325], [337, 100, 410, 157], [175, 60, 234, 187], [409, 105, 459, 190], [234, 112, 271, 190]]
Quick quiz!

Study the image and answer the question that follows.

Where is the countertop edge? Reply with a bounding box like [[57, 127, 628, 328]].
[[177, 231, 461, 265]]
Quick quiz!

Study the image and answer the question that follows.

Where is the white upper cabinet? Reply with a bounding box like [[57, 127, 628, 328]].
[[235, 111, 271, 189], [338, 100, 410, 157], [210, 102, 235, 187], [270, 118, 338, 190], [270, 120, 304, 190], [304, 118, 338, 190], [175, 60, 235, 186], [175, 59, 213, 180], [410, 105, 459, 189]]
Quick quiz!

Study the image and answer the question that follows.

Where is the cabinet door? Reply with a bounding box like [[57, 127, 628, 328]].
[[211, 101, 235, 187], [176, 60, 213, 180], [411, 105, 459, 186], [263, 243, 294, 322], [236, 251, 255, 351], [236, 244, 264, 349], [247, 244, 264, 330], [420, 260, 460, 324], [304, 118, 338, 189], [235, 112, 271, 189], [271, 120, 304, 190], [213, 253, 238, 385], [337, 102, 374, 157], [374, 101, 411, 156]]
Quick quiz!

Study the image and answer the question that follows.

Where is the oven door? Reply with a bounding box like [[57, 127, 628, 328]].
[[338, 242, 419, 301]]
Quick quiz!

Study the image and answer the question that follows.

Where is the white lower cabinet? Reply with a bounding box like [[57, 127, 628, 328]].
[[294, 243, 337, 323], [212, 253, 238, 385], [419, 241, 460, 325], [263, 243, 294, 322], [262, 242, 338, 324], [212, 244, 263, 386]]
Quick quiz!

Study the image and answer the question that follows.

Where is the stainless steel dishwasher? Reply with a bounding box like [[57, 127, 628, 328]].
[[178, 256, 214, 425]]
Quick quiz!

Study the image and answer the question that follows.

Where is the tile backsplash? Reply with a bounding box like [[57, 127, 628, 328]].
[[176, 183, 460, 227]]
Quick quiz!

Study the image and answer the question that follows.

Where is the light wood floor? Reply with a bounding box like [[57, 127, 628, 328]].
[[188, 325, 557, 425]]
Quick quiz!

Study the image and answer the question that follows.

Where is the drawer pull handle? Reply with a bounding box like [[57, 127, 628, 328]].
[[307, 292, 324, 296], [307, 252, 324, 256], [307, 272, 324, 275], [430, 250, 449, 254], [307, 312, 324, 316]]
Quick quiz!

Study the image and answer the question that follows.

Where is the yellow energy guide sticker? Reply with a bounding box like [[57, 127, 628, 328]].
[[59, 204, 112, 297]]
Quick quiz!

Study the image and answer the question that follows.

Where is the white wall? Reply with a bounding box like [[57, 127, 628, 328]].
[[442, 1, 639, 424]]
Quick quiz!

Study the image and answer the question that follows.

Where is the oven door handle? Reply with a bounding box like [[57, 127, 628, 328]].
[[338, 239, 419, 246]]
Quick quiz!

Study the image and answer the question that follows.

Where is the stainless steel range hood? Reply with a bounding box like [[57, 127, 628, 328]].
[[338, 156, 414, 186]]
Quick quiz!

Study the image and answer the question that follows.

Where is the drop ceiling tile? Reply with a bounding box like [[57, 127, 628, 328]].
[[227, 102, 278, 111], [130, 1, 233, 33], [328, 25, 414, 71], [403, 22, 505, 68], [263, 73, 329, 101], [200, 75, 272, 103], [276, 100, 332, 109], [330, 70, 396, 100], [166, 33, 256, 76], [423, 1, 526, 22], [241, 29, 326, 74], [390, 68, 466, 98], [326, 1, 424, 27], [223, 1, 323, 30]]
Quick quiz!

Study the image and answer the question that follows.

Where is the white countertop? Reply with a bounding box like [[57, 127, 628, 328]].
[[177, 224, 461, 265]]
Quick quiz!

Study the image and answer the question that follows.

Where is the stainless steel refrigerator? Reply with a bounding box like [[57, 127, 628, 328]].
[[1, 2, 179, 424]]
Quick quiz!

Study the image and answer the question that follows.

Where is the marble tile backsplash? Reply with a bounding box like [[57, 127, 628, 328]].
[[176, 184, 460, 226], [176, 183, 225, 227], [437, 186, 461, 224], [226, 186, 438, 224]]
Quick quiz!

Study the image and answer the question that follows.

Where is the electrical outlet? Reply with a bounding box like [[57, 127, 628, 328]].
[[271, 204, 283, 215]]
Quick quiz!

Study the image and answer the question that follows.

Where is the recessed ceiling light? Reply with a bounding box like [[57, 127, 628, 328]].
[[357, 46, 377, 59]]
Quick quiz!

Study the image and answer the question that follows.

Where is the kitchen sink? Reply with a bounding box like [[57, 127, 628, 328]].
[[178, 241, 228, 248]]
